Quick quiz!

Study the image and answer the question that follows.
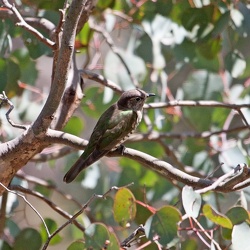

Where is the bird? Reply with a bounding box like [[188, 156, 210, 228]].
[[63, 89, 155, 183]]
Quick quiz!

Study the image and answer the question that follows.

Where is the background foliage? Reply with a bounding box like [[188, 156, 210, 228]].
[[1, 0, 250, 249]]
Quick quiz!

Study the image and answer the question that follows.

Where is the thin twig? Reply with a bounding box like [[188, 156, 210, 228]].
[[0, 91, 27, 130], [196, 164, 244, 194], [1, 0, 55, 49], [88, 17, 139, 87], [120, 224, 145, 248], [9, 185, 85, 232], [237, 108, 250, 128], [42, 182, 134, 250], [15, 171, 82, 207], [80, 69, 123, 94], [129, 125, 249, 141], [193, 217, 222, 250], [0, 182, 50, 237]]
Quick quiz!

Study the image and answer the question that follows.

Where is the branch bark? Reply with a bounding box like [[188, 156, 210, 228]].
[[0, 0, 94, 195]]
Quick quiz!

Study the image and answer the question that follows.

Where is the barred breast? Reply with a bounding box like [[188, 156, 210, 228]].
[[113, 110, 142, 150]]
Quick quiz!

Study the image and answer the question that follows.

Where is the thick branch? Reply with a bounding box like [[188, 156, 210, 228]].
[[32, 0, 91, 135], [42, 130, 250, 192]]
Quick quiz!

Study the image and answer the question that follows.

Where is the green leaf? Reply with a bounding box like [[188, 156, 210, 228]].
[[197, 38, 221, 60], [226, 206, 249, 225], [109, 232, 120, 250], [144, 206, 181, 246], [181, 238, 198, 250], [203, 204, 232, 229], [135, 33, 153, 64], [97, 0, 114, 9], [6, 219, 20, 238], [76, 22, 92, 48], [0, 58, 21, 96], [82, 87, 116, 119], [221, 227, 232, 240], [113, 187, 136, 227], [67, 241, 85, 250], [22, 31, 51, 59], [40, 218, 62, 245], [84, 223, 110, 249], [232, 222, 250, 250], [63, 116, 84, 136], [182, 186, 201, 218], [183, 71, 223, 100], [118, 158, 142, 186], [225, 50, 246, 78], [12, 48, 38, 85], [13, 228, 42, 250], [211, 11, 230, 37]]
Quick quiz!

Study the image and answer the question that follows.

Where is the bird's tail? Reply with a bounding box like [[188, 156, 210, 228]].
[[63, 150, 107, 183], [63, 157, 88, 183]]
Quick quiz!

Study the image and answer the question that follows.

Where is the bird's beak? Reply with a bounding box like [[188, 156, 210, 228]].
[[147, 93, 155, 98]]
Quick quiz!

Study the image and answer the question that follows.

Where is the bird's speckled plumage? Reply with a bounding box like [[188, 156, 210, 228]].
[[63, 89, 155, 183]]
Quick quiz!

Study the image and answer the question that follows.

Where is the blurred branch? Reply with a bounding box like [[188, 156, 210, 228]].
[[0, 181, 50, 236], [0, 1, 55, 49], [0, 192, 7, 236], [42, 183, 134, 250], [15, 171, 82, 207], [130, 125, 249, 141], [9, 185, 85, 232], [88, 17, 139, 87], [121, 225, 145, 248], [80, 69, 123, 94], [237, 108, 250, 128], [31, 145, 75, 162], [144, 100, 250, 109]]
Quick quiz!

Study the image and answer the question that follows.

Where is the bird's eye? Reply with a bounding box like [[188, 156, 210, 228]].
[[135, 97, 141, 102]]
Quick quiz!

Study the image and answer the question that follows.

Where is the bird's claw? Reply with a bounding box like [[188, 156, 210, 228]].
[[117, 144, 126, 155]]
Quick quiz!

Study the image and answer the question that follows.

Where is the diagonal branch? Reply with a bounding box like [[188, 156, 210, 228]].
[[9, 185, 85, 232], [1, 1, 55, 49], [88, 17, 139, 87]]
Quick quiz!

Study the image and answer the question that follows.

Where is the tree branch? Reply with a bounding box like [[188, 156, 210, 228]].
[[32, 0, 92, 135], [1, 2, 55, 49], [0, 91, 27, 130], [144, 100, 250, 110], [88, 16, 139, 87], [9, 185, 85, 232], [80, 69, 123, 94]]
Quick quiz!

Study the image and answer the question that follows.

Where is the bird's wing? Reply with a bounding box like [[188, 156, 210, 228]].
[[79, 106, 136, 160], [97, 109, 136, 151]]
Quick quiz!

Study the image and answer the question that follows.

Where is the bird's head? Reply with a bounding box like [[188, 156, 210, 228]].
[[117, 89, 155, 111]]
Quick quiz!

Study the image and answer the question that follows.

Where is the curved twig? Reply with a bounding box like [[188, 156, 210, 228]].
[[1, 1, 55, 49]]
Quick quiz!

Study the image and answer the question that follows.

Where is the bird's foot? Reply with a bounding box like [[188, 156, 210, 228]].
[[117, 144, 126, 155]]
